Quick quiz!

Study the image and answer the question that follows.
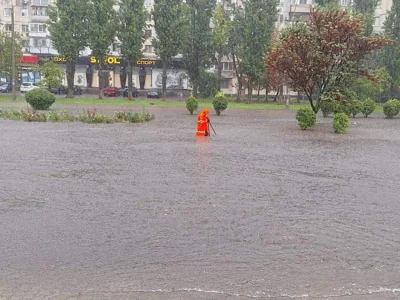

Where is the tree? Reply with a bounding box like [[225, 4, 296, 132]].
[[182, 0, 216, 97], [265, 8, 391, 113], [314, 0, 338, 7], [87, 0, 117, 99], [116, 0, 146, 100], [353, 0, 379, 36], [33, 59, 65, 89], [236, 0, 278, 103], [211, 3, 231, 91], [48, 0, 89, 98], [381, 0, 400, 95], [0, 32, 22, 82], [152, 0, 187, 101]]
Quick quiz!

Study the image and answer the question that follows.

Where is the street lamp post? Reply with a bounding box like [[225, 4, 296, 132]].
[[11, 3, 17, 101]]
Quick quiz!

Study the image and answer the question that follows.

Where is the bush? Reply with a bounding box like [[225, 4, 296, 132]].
[[21, 111, 47, 122], [383, 99, 400, 118], [360, 98, 376, 118], [78, 108, 114, 123], [185, 95, 199, 115], [333, 113, 349, 133], [25, 88, 56, 110], [296, 107, 316, 130], [348, 100, 362, 118], [320, 100, 336, 118], [212, 92, 228, 116]]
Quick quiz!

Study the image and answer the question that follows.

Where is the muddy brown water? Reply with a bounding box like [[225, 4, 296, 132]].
[[1, 106, 400, 300]]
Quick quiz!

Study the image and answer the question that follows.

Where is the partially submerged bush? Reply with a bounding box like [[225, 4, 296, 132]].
[[296, 107, 316, 130], [383, 99, 400, 118], [360, 98, 376, 118], [333, 113, 349, 133], [185, 95, 199, 115], [25, 89, 56, 110], [212, 92, 228, 116], [78, 108, 114, 123], [114, 110, 155, 123]]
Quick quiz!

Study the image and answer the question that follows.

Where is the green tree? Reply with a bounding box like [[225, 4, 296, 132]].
[[152, 0, 187, 101], [266, 8, 391, 113], [236, 0, 278, 103], [33, 59, 65, 89], [211, 3, 231, 91], [382, 0, 400, 95], [48, 0, 89, 98], [116, 0, 146, 100], [87, 0, 117, 99], [314, 0, 339, 7], [353, 0, 379, 36], [0, 32, 22, 82], [183, 0, 216, 97]]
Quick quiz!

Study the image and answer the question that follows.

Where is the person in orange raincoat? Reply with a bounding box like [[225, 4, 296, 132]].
[[196, 109, 210, 136]]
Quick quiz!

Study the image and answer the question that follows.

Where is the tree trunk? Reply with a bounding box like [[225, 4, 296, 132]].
[[162, 60, 167, 101], [66, 60, 76, 98], [274, 90, 279, 102], [217, 55, 223, 92], [236, 80, 242, 102], [192, 79, 198, 98], [257, 82, 261, 101], [98, 60, 104, 100], [127, 61, 133, 101], [247, 80, 253, 104]]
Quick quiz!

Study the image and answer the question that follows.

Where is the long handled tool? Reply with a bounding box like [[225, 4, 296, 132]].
[[209, 121, 216, 135]]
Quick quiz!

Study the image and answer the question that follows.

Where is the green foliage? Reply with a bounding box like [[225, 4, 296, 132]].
[[198, 71, 219, 98], [236, 0, 278, 102], [0, 109, 23, 120], [212, 92, 228, 115], [116, 0, 147, 99], [353, 0, 380, 36], [22, 111, 48, 122], [185, 95, 199, 114], [78, 108, 114, 123], [333, 113, 349, 133], [114, 110, 156, 123], [383, 99, 400, 118], [182, 0, 215, 97], [25, 89, 56, 110], [33, 59, 65, 89], [348, 100, 362, 118], [48, 0, 89, 97], [320, 100, 336, 117], [0, 32, 23, 79], [350, 69, 391, 101], [360, 98, 376, 117], [296, 107, 316, 130]]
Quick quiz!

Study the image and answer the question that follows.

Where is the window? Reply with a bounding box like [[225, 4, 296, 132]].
[[223, 62, 233, 71], [112, 43, 120, 52], [32, 0, 49, 5], [22, 24, 29, 32], [21, 8, 29, 16], [220, 79, 231, 89], [279, 14, 284, 23], [145, 29, 152, 38], [32, 6, 48, 16], [375, 17, 380, 26], [4, 8, 11, 17], [5, 24, 12, 31], [146, 14, 152, 22], [144, 45, 153, 53], [299, 0, 307, 4], [144, 0, 153, 6], [33, 38, 47, 47], [30, 23, 47, 32], [23, 40, 30, 47], [279, 1, 284, 6], [377, 0, 381, 7], [340, 0, 348, 6]]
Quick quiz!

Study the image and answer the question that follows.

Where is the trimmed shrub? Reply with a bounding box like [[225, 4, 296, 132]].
[[185, 95, 199, 115], [212, 92, 228, 116], [360, 98, 376, 118], [296, 107, 316, 130], [25, 88, 56, 110], [348, 100, 362, 118], [383, 99, 400, 118], [333, 113, 349, 133]]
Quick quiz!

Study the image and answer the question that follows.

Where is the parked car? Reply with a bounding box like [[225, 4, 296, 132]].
[[0, 82, 12, 93], [147, 89, 161, 99], [120, 87, 138, 97], [49, 85, 82, 95], [20, 82, 40, 93], [103, 87, 120, 97]]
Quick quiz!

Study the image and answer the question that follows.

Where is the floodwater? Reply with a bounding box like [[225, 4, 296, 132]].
[[1, 106, 400, 300]]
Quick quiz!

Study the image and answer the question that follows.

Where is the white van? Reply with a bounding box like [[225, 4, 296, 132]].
[[20, 82, 40, 93]]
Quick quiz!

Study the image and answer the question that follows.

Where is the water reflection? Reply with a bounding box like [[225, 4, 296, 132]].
[[195, 135, 210, 170]]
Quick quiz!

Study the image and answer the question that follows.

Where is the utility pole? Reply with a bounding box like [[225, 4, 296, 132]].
[[11, 3, 17, 101]]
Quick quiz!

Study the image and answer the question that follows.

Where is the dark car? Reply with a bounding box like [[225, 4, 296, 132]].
[[0, 82, 12, 93], [120, 87, 138, 97], [48, 85, 82, 95], [104, 87, 119, 97], [147, 89, 161, 99]]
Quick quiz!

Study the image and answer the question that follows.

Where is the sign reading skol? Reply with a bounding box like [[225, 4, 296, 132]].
[[90, 56, 121, 65]]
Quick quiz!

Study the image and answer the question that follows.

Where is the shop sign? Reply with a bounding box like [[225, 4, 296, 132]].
[[137, 60, 156, 65], [90, 56, 121, 64]]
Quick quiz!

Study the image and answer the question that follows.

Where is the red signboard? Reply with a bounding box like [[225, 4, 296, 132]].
[[20, 55, 39, 64]]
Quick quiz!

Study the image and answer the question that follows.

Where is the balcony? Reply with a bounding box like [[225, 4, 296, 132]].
[[31, 15, 49, 22]]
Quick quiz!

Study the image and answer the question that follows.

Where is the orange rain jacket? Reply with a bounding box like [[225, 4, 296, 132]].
[[196, 109, 210, 136]]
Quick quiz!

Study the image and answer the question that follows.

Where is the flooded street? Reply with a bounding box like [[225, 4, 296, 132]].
[[1, 106, 400, 300]]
